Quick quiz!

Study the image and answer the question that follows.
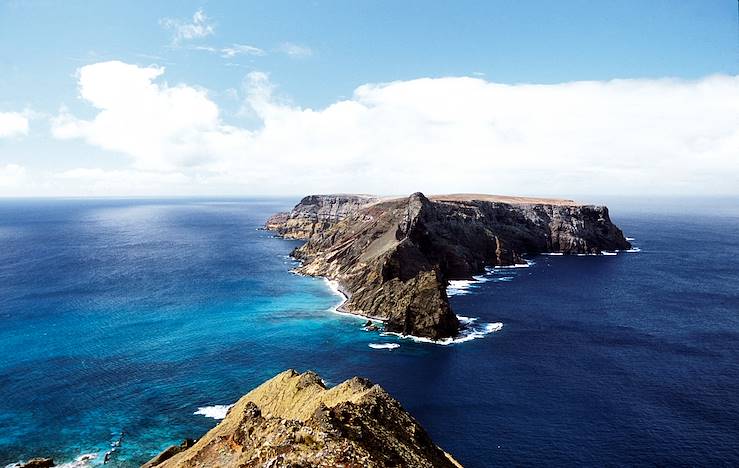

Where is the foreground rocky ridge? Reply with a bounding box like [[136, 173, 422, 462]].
[[266, 192, 631, 339], [144, 370, 461, 468]]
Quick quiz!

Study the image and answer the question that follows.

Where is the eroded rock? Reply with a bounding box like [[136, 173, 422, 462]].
[[268, 192, 631, 339], [145, 370, 461, 468]]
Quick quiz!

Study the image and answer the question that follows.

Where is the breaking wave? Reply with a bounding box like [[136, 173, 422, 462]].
[[194, 404, 234, 420], [368, 343, 400, 350], [446, 264, 525, 297], [381, 316, 503, 346], [322, 271, 507, 346]]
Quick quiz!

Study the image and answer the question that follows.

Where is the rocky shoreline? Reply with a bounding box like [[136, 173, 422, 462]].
[[266, 192, 631, 340]]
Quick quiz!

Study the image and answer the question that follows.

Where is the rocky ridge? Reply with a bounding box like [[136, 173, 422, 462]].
[[144, 369, 461, 468], [265, 194, 379, 239], [266, 192, 631, 340]]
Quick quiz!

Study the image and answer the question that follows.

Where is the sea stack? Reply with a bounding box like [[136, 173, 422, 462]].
[[143, 370, 461, 468], [266, 192, 631, 340]]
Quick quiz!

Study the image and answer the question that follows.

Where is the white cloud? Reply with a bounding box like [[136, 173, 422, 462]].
[[50, 61, 739, 197], [193, 45, 218, 53], [195, 43, 266, 58], [52, 61, 252, 171], [0, 164, 27, 188], [161, 9, 214, 44], [0, 112, 29, 138], [277, 42, 312, 58], [220, 44, 265, 58]]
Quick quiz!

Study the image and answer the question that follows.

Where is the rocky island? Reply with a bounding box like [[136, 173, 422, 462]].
[[143, 369, 461, 468], [267, 192, 631, 340]]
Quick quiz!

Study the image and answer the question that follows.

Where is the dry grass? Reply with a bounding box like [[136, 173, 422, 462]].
[[430, 193, 581, 206]]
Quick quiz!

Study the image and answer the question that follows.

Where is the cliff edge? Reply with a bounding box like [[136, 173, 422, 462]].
[[266, 192, 631, 340], [144, 370, 461, 468]]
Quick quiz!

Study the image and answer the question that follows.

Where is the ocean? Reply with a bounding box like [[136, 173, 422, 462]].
[[0, 198, 737, 467]]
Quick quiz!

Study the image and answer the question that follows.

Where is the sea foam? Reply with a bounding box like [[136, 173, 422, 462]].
[[324, 272, 506, 346], [447, 279, 477, 296], [194, 404, 234, 420], [324, 279, 387, 322], [368, 343, 400, 350], [381, 316, 504, 346], [48, 454, 97, 468], [446, 264, 522, 297], [494, 261, 534, 269]]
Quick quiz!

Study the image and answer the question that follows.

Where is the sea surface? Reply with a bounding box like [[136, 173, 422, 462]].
[[0, 198, 738, 467]]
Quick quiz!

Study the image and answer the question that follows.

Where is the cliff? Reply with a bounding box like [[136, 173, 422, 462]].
[[267, 192, 631, 340], [144, 370, 461, 468], [265, 194, 378, 239]]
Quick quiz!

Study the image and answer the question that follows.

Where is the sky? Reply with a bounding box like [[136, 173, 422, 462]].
[[0, 0, 737, 199]]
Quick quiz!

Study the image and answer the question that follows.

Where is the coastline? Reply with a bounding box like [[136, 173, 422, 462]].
[[322, 274, 504, 346], [323, 278, 388, 323], [276, 223, 638, 345], [288, 254, 389, 323], [315, 246, 641, 345], [8, 197, 739, 467]]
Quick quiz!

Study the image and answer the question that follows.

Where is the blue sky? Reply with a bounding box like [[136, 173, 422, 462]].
[[2, 0, 736, 108], [0, 0, 737, 197]]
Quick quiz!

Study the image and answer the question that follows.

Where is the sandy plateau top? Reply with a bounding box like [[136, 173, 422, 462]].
[[430, 193, 582, 206], [365, 193, 582, 206], [306, 193, 582, 206]]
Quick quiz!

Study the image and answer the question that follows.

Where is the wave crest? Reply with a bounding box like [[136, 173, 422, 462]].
[[381, 316, 503, 346], [368, 343, 400, 350], [194, 404, 234, 420]]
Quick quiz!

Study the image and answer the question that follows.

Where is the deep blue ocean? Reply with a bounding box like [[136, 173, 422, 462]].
[[1, 198, 738, 467]]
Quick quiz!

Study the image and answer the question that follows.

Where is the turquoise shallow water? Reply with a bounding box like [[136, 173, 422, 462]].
[[1, 198, 738, 467], [0, 199, 376, 466]]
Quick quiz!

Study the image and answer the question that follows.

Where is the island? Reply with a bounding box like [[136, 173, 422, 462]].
[[143, 370, 461, 468], [266, 192, 631, 340]]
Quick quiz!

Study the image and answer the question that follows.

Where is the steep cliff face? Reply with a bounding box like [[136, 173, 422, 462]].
[[265, 194, 378, 239], [268, 192, 631, 340], [145, 370, 461, 468]]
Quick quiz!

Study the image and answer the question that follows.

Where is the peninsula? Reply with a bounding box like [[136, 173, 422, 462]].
[[267, 192, 631, 340]]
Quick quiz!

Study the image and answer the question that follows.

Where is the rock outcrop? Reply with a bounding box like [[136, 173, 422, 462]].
[[145, 370, 461, 468], [15, 459, 55, 468], [267, 192, 631, 340], [142, 440, 195, 468], [265, 194, 378, 239]]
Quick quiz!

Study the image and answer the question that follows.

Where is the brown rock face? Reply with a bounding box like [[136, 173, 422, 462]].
[[145, 370, 461, 468], [268, 192, 631, 340], [142, 440, 194, 468], [265, 194, 378, 239], [17, 459, 54, 468]]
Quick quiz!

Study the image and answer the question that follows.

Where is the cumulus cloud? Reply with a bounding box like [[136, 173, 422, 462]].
[[51, 61, 739, 197], [0, 112, 29, 138], [160, 9, 214, 44], [52, 61, 252, 171], [277, 42, 313, 58]]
